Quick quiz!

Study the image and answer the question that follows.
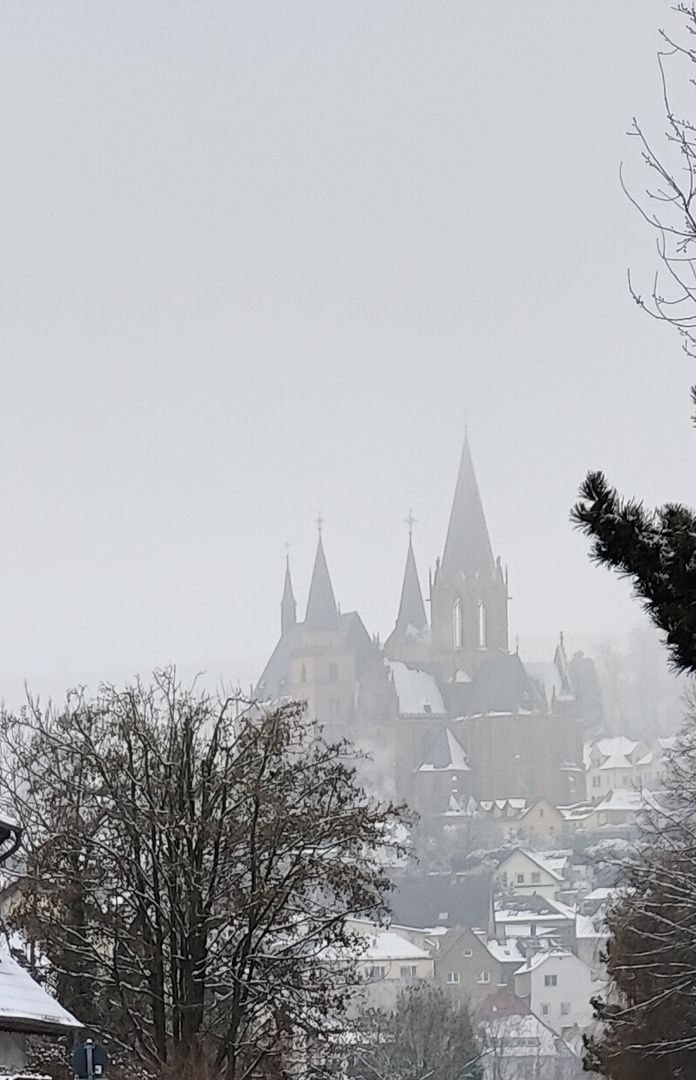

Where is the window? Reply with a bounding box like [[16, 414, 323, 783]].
[[446, 971, 460, 984], [592, 776, 601, 788], [531, 872, 541, 884], [368, 965, 386, 981], [541, 1003, 550, 1016], [400, 965, 417, 979], [516, 873, 525, 884], [301, 664, 307, 684], [544, 974, 557, 987], [477, 971, 491, 984], [462, 948, 473, 958], [477, 601, 487, 647], [538, 807, 544, 818], [453, 600, 462, 648], [329, 662, 338, 682], [560, 1002, 571, 1015]]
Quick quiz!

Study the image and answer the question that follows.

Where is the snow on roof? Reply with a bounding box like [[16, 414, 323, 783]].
[[387, 661, 447, 716], [513, 949, 577, 976], [584, 886, 616, 902], [496, 897, 576, 923], [0, 949, 81, 1034], [595, 788, 661, 813], [576, 913, 608, 940], [484, 939, 525, 964], [502, 849, 569, 882], [360, 932, 430, 962], [586, 735, 650, 772], [417, 729, 470, 772], [481, 1012, 578, 1058]]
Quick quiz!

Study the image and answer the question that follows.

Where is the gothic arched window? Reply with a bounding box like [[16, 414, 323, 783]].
[[453, 600, 463, 648], [477, 601, 487, 648], [301, 664, 307, 683]]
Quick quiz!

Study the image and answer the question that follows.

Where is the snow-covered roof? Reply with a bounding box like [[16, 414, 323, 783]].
[[575, 913, 608, 940], [387, 661, 447, 716], [584, 886, 616, 903], [585, 735, 650, 772], [501, 848, 570, 882], [481, 1012, 578, 1059], [496, 897, 576, 924], [594, 788, 661, 813], [484, 939, 525, 964], [360, 932, 430, 962], [0, 949, 81, 1034], [514, 949, 578, 976]]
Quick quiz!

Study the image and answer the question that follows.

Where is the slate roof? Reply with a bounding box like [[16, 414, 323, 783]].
[[441, 436, 496, 582], [386, 537, 429, 647], [459, 653, 546, 717], [417, 728, 470, 772], [305, 536, 341, 631]]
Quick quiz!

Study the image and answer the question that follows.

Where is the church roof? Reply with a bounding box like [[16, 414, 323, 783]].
[[441, 437, 496, 581], [417, 728, 470, 772], [460, 653, 546, 717], [387, 537, 429, 646], [304, 536, 341, 631]]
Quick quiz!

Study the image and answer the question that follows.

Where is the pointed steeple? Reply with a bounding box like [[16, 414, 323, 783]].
[[391, 537, 428, 641], [281, 556, 297, 637], [304, 536, 341, 631], [441, 436, 496, 581]]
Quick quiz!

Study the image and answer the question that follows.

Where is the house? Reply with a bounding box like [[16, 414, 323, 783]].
[[584, 736, 652, 802], [513, 950, 597, 1035], [354, 930, 433, 1010], [0, 945, 81, 1072], [431, 927, 504, 1006], [493, 895, 576, 947], [575, 910, 609, 980], [476, 993, 592, 1080], [496, 848, 571, 901]]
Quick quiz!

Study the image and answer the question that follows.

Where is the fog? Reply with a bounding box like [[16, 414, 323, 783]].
[[0, 0, 690, 705]]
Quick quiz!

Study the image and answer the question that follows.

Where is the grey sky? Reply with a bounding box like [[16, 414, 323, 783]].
[[0, 0, 690, 702]]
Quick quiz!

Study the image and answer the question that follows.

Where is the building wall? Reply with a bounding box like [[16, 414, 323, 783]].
[[496, 852, 560, 900], [516, 955, 595, 1035], [433, 927, 504, 1007]]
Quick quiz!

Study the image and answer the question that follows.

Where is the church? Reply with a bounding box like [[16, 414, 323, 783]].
[[256, 439, 586, 817]]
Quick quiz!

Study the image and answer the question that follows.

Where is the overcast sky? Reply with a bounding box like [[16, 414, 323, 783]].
[[0, 0, 691, 703]]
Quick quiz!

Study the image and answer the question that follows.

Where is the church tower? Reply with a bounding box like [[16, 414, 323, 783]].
[[430, 437, 508, 678], [385, 532, 431, 665], [281, 555, 297, 637], [290, 531, 356, 738]]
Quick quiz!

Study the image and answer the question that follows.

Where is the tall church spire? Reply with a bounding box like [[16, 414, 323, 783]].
[[390, 536, 428, 642], [281, 555, 297, 637], [305, 535, 341, 631], [441, 436, 495, 580]]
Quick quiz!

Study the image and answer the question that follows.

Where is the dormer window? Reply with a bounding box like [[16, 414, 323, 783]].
[[477, 601, 487, 648], [453, 600, 463, 648]]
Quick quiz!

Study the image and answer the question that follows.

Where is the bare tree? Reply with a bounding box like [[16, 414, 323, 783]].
[[350, 982, 482, 1080], [0, 671, 410, 1079], [623, 4, 696, 367]]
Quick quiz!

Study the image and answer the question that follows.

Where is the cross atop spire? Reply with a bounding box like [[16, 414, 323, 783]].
[[441, 435, 496, 581], [404, 509, 417, 537], [316, 511, 324, 538]]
